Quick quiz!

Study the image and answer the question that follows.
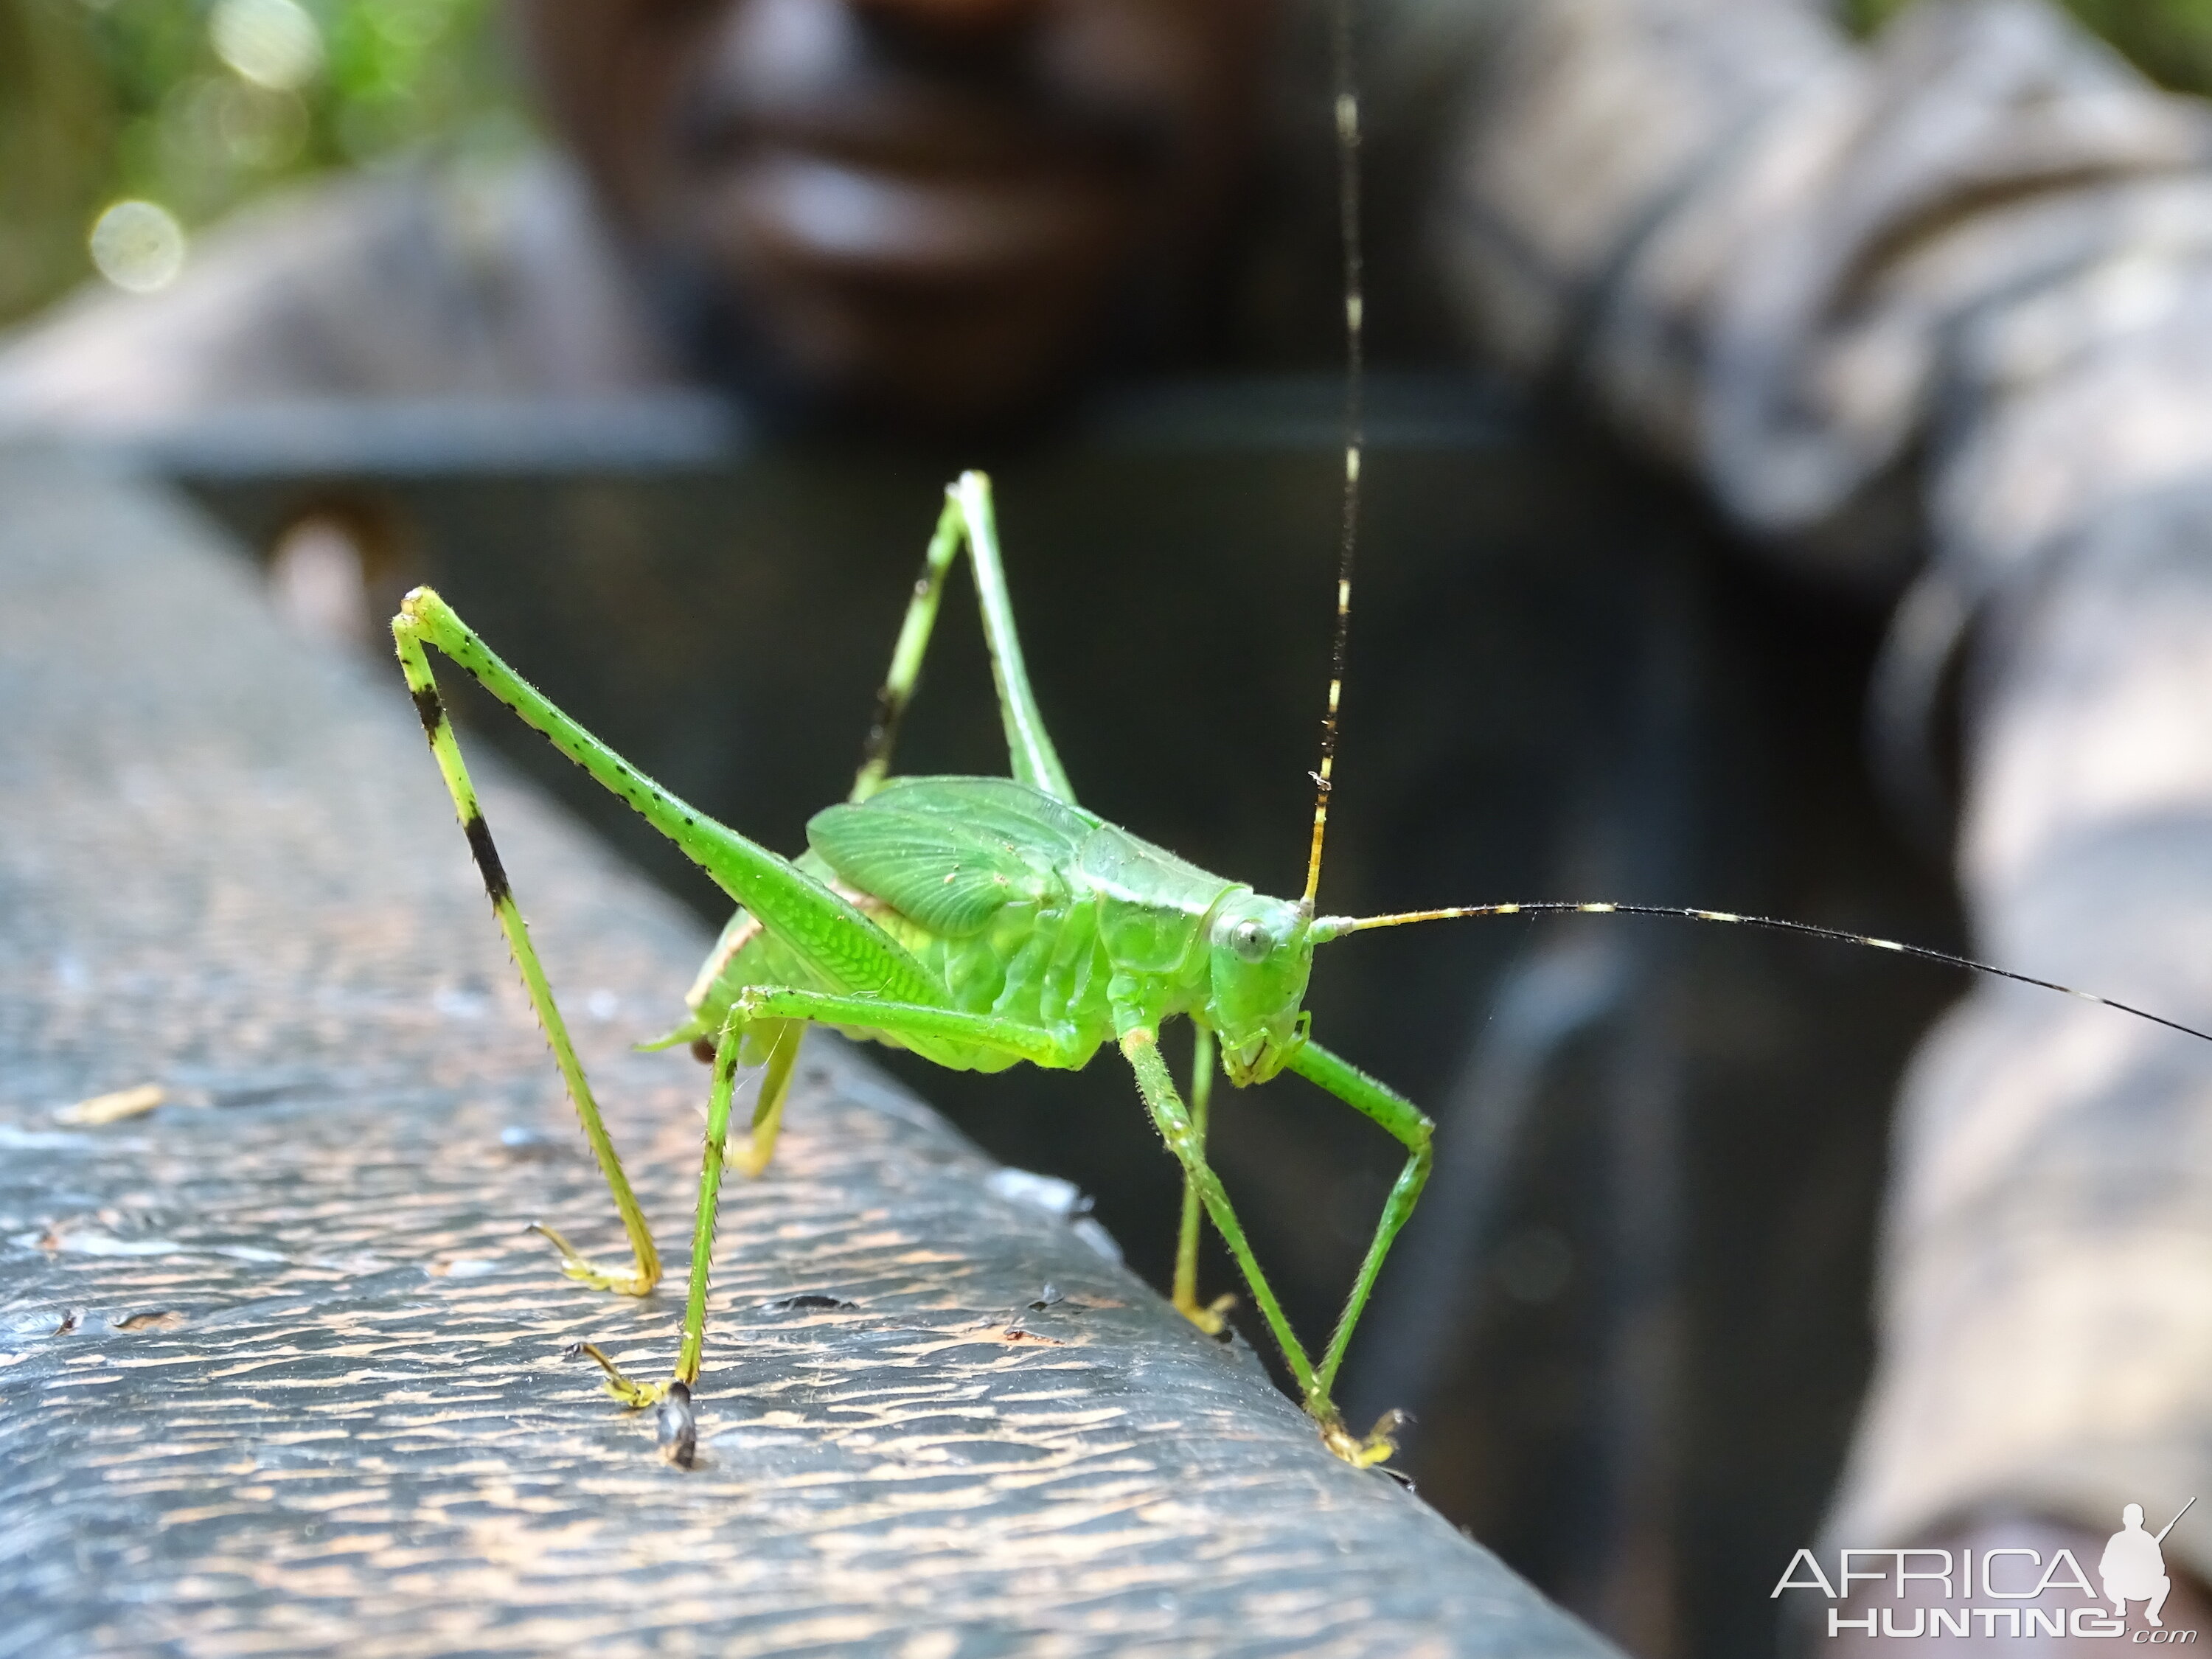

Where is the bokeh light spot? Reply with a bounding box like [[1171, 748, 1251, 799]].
[[209, 0, 325, 93], [88, 201, 187, 293]]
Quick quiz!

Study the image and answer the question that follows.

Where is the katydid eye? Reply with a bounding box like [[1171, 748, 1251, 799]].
[[1231, 919, 1273, 961]]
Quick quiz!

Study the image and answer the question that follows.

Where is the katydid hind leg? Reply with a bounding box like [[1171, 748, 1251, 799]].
[[395, 588, 942, 1009], [850, 492, 964, 802], [1172, 1025, 1236, 1336], [392, 624, 661, 1298], [849, 472, 1076, 804], [950, 473, 1075, 802]]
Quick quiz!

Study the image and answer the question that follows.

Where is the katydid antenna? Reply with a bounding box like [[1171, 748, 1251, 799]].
[[1308, 902, 2212, 1046], [1300, 0, 1365, 917]]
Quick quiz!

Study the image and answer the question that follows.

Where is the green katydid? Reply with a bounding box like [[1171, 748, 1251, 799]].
[[389, 465, 2212, 1472], [387, 0, 2212, 1472], [389, 466, 1429, 1469]]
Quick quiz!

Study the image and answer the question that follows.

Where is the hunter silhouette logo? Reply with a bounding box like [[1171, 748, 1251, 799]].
[[2105, 1500, 2195, 1629], [1773, 1500, 2199, 1641]]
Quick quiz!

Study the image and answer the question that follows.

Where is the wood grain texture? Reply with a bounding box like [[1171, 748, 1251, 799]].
[[0, 453, 1616, 1659]]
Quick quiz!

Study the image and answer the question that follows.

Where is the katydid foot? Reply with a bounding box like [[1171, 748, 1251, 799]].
[[531, 1221, 659, 1295], [563, 1340, 670, 1407], [1174, 1289, 1238, 1338], [1318, 1407, 1408, 1469], [563, 1342, 698, 1467]]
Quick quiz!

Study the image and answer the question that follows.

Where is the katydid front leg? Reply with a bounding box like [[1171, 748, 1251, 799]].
[[1119, 1024, 1332, 1438], [1123, 1021, 1425, 1466], [1172, 1025, 1237, 1336], [1284, 1041, 1433, 1416]]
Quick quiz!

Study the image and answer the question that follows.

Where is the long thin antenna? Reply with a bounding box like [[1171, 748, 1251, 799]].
[[1301, 0, 1365, 914], [1307, 901, 2212, 1046]]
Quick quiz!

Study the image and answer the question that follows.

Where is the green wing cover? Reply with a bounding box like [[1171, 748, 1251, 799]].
[[807, 776, 1097, 937]]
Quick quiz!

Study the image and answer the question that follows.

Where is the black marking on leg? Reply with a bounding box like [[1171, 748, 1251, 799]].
[[860, 684, 908, 778], [462, 813, 512, 907], [657, 1381, 698, 1467], [410, 685, 446, 737]]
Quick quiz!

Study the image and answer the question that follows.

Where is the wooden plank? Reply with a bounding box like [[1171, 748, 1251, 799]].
[[0, 452, 1615, 1658]]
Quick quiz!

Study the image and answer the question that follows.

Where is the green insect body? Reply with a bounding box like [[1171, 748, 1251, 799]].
[[668, 777, 1315, 1091], [392, 472, 1431, 1471]]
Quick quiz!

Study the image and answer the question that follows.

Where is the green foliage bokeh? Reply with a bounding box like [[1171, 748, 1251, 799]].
[[4, 0, 2212, 332], [0, 0, 524, 327], [1848, 0, 2212, 90]]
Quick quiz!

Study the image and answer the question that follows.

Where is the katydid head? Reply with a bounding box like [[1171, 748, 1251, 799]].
[[1206, 891, 1316, 1085]]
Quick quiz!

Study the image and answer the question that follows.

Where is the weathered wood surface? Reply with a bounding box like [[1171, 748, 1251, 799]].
[[0, 453, 1615, 1658]]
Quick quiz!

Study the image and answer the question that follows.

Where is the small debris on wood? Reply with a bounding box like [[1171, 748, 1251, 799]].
[[498, 1124, 562, 1161], [115, 1310, 187, 1331], [1028, 1284, 1063, 1310], [55, 1084, 165, 1126]]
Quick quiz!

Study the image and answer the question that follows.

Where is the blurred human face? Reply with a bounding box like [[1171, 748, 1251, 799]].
[[516, 0, 1274, 428]]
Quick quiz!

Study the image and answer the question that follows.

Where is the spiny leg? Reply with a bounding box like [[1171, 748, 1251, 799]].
[[397, 590, 942, 1009], [850, 472, 1075, 805], [952, 472, 1074, 801], [1119, 1024, 1327, 1423], [729, 1017, 804, 1179], [567, 1010, 754, 1468], [729, 986, 1090, 1069], [850, 491, 962, 802], [1172, 1025, 1236, 1335], [583, 998, 1079, 1467], [637, 990, 1079, 1446], [393, 627, 659, 1297], [1285, 1039, 1433, 1465], [674, 1014, 748, 1390]]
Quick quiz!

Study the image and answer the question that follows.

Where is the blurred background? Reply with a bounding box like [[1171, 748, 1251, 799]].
[[4, 0, 2210, 333], [9, 4, 2210, 1657], [0, 0, 522, 327]]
